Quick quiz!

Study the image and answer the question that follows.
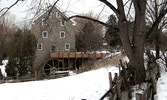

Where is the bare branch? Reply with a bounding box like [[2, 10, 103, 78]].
[[45, 0, 60, 20], [99, 0, 119, 16], [126, 1, 133, 19], [146, 8, 167, 38], [97, 5, 105, 19], [68, 15, 110, 27], [0, 0, 23, 18]]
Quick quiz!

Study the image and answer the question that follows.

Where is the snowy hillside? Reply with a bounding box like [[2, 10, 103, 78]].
[[0, 66, 119, 100], [0, 51, 167, 100]]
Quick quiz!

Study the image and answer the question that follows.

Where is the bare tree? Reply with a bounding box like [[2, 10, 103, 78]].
[[146, 0, 167, 58], [68, 0, 167, 83], [0, 12, 15, 65], [75, 12, 103, 52]]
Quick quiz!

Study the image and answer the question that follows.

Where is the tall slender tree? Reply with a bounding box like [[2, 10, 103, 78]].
[[146, 0, 167, 59], [105, 14, 121, 48], [0, 12, 15, 65], [75, 12, 103, 52]]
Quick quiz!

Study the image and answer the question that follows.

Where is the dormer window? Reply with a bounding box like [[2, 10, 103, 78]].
[[42, 31, 48, 38], [56, 12, 61, 18], [60, 31, 65, 38], [61, 19, 66, 26], [42, 19, 47, 25]]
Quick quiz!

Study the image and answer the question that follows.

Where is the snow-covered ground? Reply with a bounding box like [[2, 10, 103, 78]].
[[0, 51, 167, 100], [155, 71, 167, 100], [154, 62, 167, 100], [0, 66, 119, 100]]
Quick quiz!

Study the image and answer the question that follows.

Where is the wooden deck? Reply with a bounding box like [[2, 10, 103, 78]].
[[50, 52, 110, 58]]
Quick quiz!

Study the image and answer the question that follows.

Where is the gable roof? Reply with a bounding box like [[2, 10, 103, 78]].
[[31, 5, 75, 24]]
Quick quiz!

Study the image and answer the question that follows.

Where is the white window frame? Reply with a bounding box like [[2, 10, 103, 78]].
[[60, 19, 66, 26], [56, 12, 61, 18], [42, 31, 48, 38], [37, 43, 43, 50], [60, 31, 65, 38], [65, 43, 70, 50], [42, 19, 47, 26]]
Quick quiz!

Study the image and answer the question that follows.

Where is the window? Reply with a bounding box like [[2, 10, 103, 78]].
[[42, 19, 47, 25], [60, 19, 66, 26], [56, 12, 61, 18], [60, 31, 65, 38], [37, 43, 43, 50], [48, 12, 52, 18], [51, 45, 56, 51], [42, 31, 48, 38], [65, 43, 70, 50]]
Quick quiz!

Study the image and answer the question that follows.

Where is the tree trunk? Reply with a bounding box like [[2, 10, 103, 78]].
[[155, 29, 160, 59], [119, 21, 146, 83], [0, 58, 2, 65], [0, 52, 3, 65], [117, 0, 146, 83], [131, 48, 146, 84]]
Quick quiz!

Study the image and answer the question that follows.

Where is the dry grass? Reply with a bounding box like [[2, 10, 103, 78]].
[[77, 53, 127, 73], [92, 54, 127, 70]]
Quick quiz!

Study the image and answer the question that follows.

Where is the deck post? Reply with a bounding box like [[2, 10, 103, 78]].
[[68, 52, 70, 70], [75, 52, 77, 70], [82, 53, 83, 68], [52, 59, 54, 67], [58, 53, 59, 71], [63, 58, 64, 71]]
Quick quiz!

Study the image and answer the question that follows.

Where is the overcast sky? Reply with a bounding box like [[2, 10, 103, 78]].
[[0, 0, 116, 25]]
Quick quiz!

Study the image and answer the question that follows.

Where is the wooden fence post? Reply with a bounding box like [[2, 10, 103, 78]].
[[151, 72, 157, 96], [116, 78, 122, 100], [136, 93, 143, 100], [121, 91, 129, 100], [109, 72, 112, 89], [109, 72, 112, 100]]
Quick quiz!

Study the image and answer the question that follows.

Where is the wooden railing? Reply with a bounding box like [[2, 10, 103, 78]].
[[0, 69, 72, 84]]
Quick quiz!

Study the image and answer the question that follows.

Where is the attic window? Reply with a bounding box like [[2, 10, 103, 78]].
[[42, 31, 48, 38], [56, 12, 61, 18], [48, 12, 52, 18], [60, 31, 65, 38], [37, 43, 43, 50], [60, 19, 66, 26], [42, 19, 47, 25]]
